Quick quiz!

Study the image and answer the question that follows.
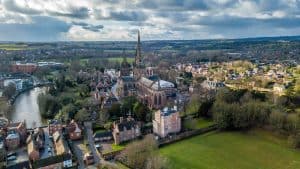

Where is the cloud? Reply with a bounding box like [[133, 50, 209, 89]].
[[2, 0, 42, 15], [72, 22, 104, 32], [1, 0, 300, 41], [47, 6, 90, 19], [0, 16, 71, 41]]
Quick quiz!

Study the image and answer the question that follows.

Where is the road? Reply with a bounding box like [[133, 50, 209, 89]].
[[84, 121, 101, 165], [72, 141, 85, 169]]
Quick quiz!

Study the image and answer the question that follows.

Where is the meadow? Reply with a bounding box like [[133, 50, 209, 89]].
[[160, 129, 300, 169]]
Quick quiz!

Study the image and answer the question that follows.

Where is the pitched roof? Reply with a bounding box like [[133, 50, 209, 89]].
[[94, 131, 112, 138]]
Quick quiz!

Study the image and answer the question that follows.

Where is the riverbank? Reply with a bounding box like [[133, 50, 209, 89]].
[[9, 87, 48, 128], [9, 82, 52, 105]]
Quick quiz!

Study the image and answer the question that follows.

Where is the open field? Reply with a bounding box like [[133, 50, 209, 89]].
[[107, 57, 134, 63], [0, 44, 29, 50], [160, 129, 300, 169]]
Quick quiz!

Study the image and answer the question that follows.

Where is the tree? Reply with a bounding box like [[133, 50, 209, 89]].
[[269, 111, 286, 130], [3, 83, 16, 99], [38, 94, 61, 118], [133, 102, 150, 122], [75, 108, 90, 122], [107, 103, 122, 119], [118, 135, 167, 169], [61, 103, 77, 119], [122, 96, 138, 114]]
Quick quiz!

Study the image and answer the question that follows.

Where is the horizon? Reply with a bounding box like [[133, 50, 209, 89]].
[[1, 34, 300, 43], [0, 0, 300, 41]]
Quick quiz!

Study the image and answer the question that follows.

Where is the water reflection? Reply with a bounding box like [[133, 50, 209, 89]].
[[10, 87, 46, 128]]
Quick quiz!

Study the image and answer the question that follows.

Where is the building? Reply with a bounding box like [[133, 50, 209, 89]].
[[273, 83, 286, 96], [136, 77, 167, 109], [52, 131, 73, 168], [7, 121, 27, 144], [201, 80, 225, 90], [84, 153, 94, 165], [48, 120, 63, 136], [153, 107, 181, 138], [120, 53, 131, 77], [117, 76, 137, 98], [94, 131, 112, 142], [11, 62, 37, 74], [5, 131, 20, 150], [66, 120, 82, 140], [112, 117, 141, 145], [27, 135, 40, 162], [116, 31, 175, 109]]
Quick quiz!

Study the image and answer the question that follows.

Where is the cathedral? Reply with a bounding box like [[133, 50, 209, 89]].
[[117, 31, 176, 109]]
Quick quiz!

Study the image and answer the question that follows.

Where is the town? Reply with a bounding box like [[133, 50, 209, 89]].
[[0, 30, 300, 169]]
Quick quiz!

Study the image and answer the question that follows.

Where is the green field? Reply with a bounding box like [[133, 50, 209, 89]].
[[107, 57, 134, 63], [0, 44, 29, 50], [160, 129, 300, 169]]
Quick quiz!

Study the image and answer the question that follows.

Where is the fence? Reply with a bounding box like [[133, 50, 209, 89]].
[[158, 125, 217, 147]]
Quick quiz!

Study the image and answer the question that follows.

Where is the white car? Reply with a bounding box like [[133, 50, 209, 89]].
[[7, 156, 16, 161]]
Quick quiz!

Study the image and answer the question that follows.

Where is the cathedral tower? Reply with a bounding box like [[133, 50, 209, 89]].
[[134, 30, 144, 80]]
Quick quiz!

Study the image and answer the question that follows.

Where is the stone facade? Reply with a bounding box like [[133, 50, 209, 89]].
[[112, 117, 141, 145], [153, 107, 181, 138]]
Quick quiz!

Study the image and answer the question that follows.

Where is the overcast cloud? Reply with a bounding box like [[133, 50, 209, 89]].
[[0, 0, 299, 41]]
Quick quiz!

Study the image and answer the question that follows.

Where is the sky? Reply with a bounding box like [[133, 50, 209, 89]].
[[0, 0, 300, 41]]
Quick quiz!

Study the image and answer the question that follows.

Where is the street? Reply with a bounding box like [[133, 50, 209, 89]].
[[84, 122, 101, 164]]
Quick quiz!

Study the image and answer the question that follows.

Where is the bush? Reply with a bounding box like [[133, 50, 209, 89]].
[[285, 113, 300, 133], [288, 134, 300, 149], [269, 111, 286, 130]]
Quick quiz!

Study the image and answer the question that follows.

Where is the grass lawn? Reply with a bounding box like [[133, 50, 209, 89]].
[[160, 129, 300, 169], [195, 118, 215, 129], [184, 118, 215, 130], [112, 144, 125, 151]]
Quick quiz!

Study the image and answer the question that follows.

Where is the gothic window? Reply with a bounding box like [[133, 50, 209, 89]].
[[154, 95, 158, 105]]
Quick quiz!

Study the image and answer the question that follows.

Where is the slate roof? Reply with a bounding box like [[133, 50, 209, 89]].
[[116, 118, 138, 131], [94, 131, 112, 138]]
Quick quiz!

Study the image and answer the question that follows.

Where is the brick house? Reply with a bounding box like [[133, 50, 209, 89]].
[[48, 120, 62, 136], [66, 120, 82, 140]]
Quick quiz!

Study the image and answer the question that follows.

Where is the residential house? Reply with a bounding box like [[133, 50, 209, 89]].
[[94, 131, 112, 142], [66, 120, 82, 140], [112, 117, 141, 145], [52, 131, 72, 168], [7, 121, 27, 143], [48, 120, 62, 136]]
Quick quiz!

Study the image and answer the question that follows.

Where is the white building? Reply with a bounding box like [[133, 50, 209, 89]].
[[153, 107, 181, 138]]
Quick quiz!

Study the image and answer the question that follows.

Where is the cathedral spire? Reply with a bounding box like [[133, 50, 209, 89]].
[[135, 30, 142, 67]]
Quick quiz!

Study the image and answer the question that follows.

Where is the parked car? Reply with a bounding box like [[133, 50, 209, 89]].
[[7, 152, 17, 157], [7, 156, 16, 161]]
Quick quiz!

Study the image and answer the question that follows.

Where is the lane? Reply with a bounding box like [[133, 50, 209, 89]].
[[84, 122, 101, 164]]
